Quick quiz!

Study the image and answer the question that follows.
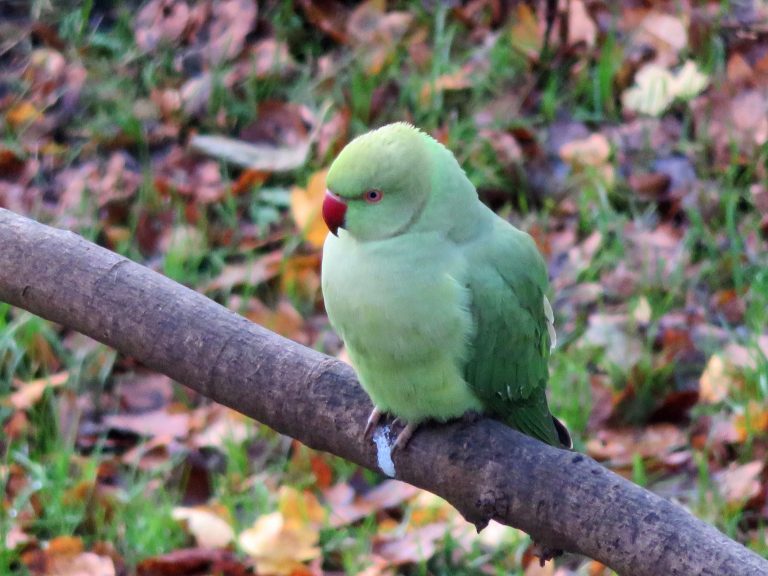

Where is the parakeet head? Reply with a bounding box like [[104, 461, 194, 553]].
[[323, 123, 433, 242]]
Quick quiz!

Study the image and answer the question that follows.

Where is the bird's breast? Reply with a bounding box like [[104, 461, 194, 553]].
[[321, 233, 473, 365]]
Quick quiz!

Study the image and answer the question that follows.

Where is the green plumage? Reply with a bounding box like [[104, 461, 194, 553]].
[[321, 123, 567, 448]]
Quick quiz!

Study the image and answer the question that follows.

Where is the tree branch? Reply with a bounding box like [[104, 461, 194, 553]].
[[1, 208, 765, 576]]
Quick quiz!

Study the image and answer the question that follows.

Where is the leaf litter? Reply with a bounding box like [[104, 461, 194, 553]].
[[2, 0, 768, 573]]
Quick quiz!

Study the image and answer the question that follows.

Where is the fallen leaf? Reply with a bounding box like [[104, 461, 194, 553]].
[[672, 60, 710, 99], [633, 11, 687, 67], [372, 523, 445, 566], [190, 134, 311, 172], [325, 480, 419, 528], [246, 39, 296, 79], [135, 0, 191, 53], [290, 169, 329, 249], [297, 0, 351, 44], [241, 298, 308, 344], [632, 296, 652, 325], [586, 424, 688, 469], [733, 401, 768, 442], [7, 371, 69, 411], [23, 536, 116, 576], [715, 461, 765, 507], [190, 404, 251, 448], [137, 548, 247, 576], [699, 355, 731, 404], [172, 505, 235, 549], [104, 408, 191, 439], [347, 0, 413, 75], [202, 250, 283, 293], [508, 3, 541, 59], [580, 314, 643, 370], [6, 101, 42, 129], [420, 66, 474, 105], [622, 61, 708, 116], [5, 523, 32, 550], [238, 511, 320, 575], [279, 486, 326, 529], [204, 0, 257, 64], [567, 0, 597, 49], [560, 133, 611, 167]]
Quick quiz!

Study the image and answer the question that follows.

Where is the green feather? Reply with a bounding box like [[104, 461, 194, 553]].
[[321, 122, 568, 447]]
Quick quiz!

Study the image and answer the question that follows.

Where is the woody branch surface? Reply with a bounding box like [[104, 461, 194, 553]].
[[1, 208, 765, 576]]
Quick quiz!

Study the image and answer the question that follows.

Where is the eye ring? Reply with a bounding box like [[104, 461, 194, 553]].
[[364, 189, 383, 204]]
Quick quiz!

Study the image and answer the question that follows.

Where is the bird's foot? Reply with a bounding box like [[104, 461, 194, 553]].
[[393, 422, 418, 452], [364, 407, 383, 439]]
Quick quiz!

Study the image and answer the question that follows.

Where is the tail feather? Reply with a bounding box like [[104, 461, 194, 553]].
[[552, 416, 572, 449]]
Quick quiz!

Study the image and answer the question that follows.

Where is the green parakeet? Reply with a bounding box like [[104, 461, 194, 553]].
[[320, 123, 570, 450]]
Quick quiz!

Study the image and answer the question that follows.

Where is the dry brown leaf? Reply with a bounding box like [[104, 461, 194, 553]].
[[699, 354, 732, 404], [238, 487, 325, 574], [202, 250, 283, 293], [280, 253, 322, 301], [204, 0, 257, 64], [633, 11, 687, 67], [347, 0, 413, 75], [279, 486, 327, 529], [325, 480, 419, 528], [137, 548, 247, 576], [715, 461, 765, 507], [567, 0, 597, 49], [238, 513, 320, 575], [316, 107, 351, 161], [508, 3, 541, 59], [190, 404, 251, 448], [632, 296, 652, 325], [479, 129, 522, 166], [372, 523, 446, 566], [104, 408, 191, 439], [580, 314, 643, 369], [290, 169, 329, 249], [135, 0, 191, 53], [7, 371, 69, 411], [172, 505, 235, 549], [727, 52, 754, 85], [241, 298, 307, 344], [733, 401, 768, 442], [6, 101, 42, 129], [586, 424, 688, 469], [560, 133, 611, 167], [559, 133, 615, 186], [419, 66, 473, 105], [25, 536, 116, 576], [5, 523, 32, 550], [297, 0, 351, 44]]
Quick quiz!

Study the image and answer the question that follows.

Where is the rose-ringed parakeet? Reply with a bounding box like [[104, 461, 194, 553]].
[[320, 123, 570, 450]]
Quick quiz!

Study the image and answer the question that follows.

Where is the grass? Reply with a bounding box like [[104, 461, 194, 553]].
[[2, 1, 768, 574]]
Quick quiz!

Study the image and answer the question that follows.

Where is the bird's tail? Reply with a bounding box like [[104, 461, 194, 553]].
[[552, 416, 572, 449]]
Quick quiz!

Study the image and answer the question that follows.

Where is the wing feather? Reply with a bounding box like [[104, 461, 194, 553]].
[[462, 222, 560, 446]]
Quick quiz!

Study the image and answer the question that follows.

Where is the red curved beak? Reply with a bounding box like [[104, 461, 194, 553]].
[[322, 190, 347, 236]]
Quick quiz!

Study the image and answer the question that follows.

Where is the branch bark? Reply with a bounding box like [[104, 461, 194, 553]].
[[1, 208, 765, 576]]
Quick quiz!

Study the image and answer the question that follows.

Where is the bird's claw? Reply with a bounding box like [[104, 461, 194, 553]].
[[364, 407, 382, 439], [393, 422, 418, 452]]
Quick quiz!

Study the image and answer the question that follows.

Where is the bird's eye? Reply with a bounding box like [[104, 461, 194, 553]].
[[364, 189, 383, 204]]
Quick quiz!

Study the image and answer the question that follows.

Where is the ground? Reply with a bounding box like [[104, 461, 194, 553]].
[[1, 1, 768, 575]]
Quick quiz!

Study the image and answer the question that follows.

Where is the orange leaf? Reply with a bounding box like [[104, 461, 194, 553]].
[[290, 170, 329, 249], [7, 371, 69, 411], [6, 101, 42, 129]]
